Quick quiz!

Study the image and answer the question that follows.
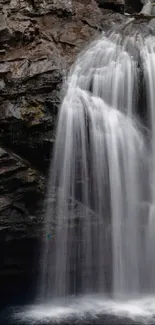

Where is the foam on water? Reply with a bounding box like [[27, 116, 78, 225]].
[[13, 296, 155, 324]]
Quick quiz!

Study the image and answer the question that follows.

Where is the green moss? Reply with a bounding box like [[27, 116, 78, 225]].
[[20, 104, 45, 126]]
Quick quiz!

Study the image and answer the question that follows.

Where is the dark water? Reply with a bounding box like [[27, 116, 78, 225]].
[[0, 273, 35, 325]]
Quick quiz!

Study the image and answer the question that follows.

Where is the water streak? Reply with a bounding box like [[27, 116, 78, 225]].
[[39, 32, 155, 301]]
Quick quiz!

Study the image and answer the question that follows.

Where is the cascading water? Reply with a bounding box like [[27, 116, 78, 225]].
[[141, 36, 155, 292], [38, 32, 155, 302]]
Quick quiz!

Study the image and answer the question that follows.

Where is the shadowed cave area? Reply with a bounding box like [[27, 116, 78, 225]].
[[96, 0, 143, 13], [125, 0, 143, 13]]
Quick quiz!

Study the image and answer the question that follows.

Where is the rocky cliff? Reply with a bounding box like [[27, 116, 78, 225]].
[[0, 0, 125, 239], [0, 0, 145, 302]]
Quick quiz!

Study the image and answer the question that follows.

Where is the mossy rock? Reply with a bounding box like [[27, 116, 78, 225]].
[[20, 104, 45, 127]]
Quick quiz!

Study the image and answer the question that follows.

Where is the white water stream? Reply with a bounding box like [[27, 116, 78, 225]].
[[12, 31, 155, 325]]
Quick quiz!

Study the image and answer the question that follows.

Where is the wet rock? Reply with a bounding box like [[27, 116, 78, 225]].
[[0, 0, 124, 170], [0, 147, 45, 286], [0, 146, 45, 239]]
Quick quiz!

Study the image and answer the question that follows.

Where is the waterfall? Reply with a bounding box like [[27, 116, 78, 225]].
[[39, 32, 155, 302], [141, 36, 155, 292], [140, 1, 152, 15]]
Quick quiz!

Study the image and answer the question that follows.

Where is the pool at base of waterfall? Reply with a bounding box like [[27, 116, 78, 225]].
[[2, 295, 155, 325]]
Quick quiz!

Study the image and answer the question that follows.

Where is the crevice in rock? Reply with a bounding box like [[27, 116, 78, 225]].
[[0, 140, 51, 175], [27, 0, 37, 10], [125, 0, 143, 13], [96, 0, 143, 14], [81, 19, 103, 31], [96, 1, 124, 13]]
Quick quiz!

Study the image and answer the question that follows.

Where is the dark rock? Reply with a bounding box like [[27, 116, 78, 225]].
[[125, 0, 143, 13], [0, 146, 45, 238], [96, 0, 124, 13], [0, 146, 46, 301], [0, 0, 125, 170]]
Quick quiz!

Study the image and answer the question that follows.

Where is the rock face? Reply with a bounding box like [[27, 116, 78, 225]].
[[0, 147, 45, 239], [0, 0, 127, 171], [3, 0, 143, 171], [0, 0, 145, 303], [0, 146, 45, 305]]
